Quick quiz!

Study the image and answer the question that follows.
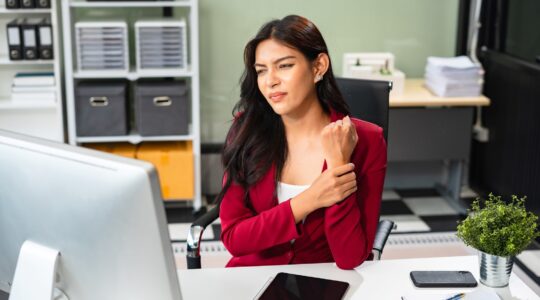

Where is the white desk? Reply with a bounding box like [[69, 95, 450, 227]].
[[178, 256, 539, 300]]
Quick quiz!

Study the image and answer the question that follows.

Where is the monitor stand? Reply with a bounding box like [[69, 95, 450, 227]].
[[9, 241, 68, 300]]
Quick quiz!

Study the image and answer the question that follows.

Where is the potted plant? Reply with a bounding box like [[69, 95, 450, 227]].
[[457, 193, 540, 287]]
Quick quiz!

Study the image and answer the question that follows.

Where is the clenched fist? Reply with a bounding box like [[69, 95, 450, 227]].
[[321, 116, 358, 169]]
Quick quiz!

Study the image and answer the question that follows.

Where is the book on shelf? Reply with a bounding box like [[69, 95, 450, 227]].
[[13, 72, 55, 86], [11, 92, 56, 102], [12, 86, 56, 93]]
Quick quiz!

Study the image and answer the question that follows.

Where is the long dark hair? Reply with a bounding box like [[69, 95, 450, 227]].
[[217, 15, 350, 205]]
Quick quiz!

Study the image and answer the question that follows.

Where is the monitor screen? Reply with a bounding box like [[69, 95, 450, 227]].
[[0, 130, 182, 300]]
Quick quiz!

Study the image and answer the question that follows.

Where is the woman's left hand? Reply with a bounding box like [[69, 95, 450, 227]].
[[321, 116, 358, 169]]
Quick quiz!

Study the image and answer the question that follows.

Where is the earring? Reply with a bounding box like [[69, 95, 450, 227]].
[[316, 74, 323, 82]]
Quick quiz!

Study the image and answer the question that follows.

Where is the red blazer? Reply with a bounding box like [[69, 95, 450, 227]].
[[219, 110, 387, 269]]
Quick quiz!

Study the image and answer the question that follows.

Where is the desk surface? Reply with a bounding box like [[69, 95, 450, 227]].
[[178, 256, 539, 300], [390, 79, 491, 107]]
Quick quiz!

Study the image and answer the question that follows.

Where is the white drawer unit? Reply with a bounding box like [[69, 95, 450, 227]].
[[75, 21, 128, 73], [135, 20, 187, 72]]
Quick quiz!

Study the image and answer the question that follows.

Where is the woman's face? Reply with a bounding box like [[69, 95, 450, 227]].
[[254, 39, 318, 117]]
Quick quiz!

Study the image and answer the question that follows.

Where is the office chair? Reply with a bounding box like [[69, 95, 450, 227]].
[[335, 77, 391, 141], [187, 78, 394, 269]]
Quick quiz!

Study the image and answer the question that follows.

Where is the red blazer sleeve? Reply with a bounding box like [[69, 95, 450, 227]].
[[324, 123, 387, 269], [219, 177, 302, 257]]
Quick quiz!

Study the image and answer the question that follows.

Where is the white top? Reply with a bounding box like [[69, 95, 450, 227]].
[[277, 182, 310, 204]]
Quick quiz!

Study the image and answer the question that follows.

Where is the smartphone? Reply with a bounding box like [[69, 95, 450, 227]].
[[255, 272, 350, 300], [410, 270, 478, 288]]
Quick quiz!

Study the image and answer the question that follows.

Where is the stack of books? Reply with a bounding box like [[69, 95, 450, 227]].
[[11, 72, 56, 103], [424, 56, 483, 97]]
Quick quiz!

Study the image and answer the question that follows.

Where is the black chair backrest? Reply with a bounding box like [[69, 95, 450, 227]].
[[335, 77, 391, 141]]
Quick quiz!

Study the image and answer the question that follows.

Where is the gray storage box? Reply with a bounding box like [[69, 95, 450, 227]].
[[75, 81, 128, 136], [134, 80, 189, 136]]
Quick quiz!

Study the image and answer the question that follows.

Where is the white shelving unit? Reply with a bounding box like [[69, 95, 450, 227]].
[[72, 69, 194, 80], [0, 2, 64, 142], [0, 55, 54, 65], [0, 7, 51, 13], [68, 1, 193, 8], [61, 0, 202, 210], [76, 133, 195, 144]]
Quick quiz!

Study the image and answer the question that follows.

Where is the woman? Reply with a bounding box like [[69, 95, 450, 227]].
[[218, 15, 387, 270]]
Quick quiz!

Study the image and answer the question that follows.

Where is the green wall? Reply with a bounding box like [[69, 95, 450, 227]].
[[74, 1, 459, 142], [198, 0, 459, 142]]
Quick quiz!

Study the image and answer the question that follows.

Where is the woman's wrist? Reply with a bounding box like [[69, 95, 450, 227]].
[[326, 159, 349, 169], [290, 189, 317, 223]]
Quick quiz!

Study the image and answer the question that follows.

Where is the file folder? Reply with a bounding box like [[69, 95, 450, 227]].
[[36, 0, 50, 8], [38, 19, 53, 59], [21, 18, 38, 60], [5, 0, 20, 9], [7, 19, 24, 60], [20, 0, 34, 8]]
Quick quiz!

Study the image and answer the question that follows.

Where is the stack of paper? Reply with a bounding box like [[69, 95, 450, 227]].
[[424, 56, 484, 97], [11, 72, 56, 102]]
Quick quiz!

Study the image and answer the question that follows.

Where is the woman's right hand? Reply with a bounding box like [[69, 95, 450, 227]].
[[290, 163, 357, 223], [309, 163, 357, 208]]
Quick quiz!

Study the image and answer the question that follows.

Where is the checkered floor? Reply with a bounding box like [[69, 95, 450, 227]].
[[379, 188, 467, 233], [166, 188, 540, 289]]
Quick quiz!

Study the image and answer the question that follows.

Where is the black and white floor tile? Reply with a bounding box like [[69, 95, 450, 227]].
[[379, 188, 466, 233]]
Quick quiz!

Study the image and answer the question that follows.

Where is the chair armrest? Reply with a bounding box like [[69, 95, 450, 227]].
[[371, 219, 396, 260], [186, 206, 220, 269], [192, 205, 220, 228]]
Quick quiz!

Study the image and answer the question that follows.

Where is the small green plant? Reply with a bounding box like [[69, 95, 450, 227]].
[[457, 193, 540, 257]]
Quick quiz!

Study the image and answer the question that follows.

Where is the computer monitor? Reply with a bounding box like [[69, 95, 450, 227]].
[[0, 130, 182, 300]]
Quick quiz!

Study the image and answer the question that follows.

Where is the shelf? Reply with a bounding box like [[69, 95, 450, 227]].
[[76, 133, 194, 144], [73, 69, 193, 80], [69, 0, 193, 8], [0, 98, 57, 110], [63, 0, 202, 210], [0, 7, 51, 14], [0, 56, 55, 66]]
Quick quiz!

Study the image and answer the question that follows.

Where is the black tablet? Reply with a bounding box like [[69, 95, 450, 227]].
[[256, 272, 350, 300]]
